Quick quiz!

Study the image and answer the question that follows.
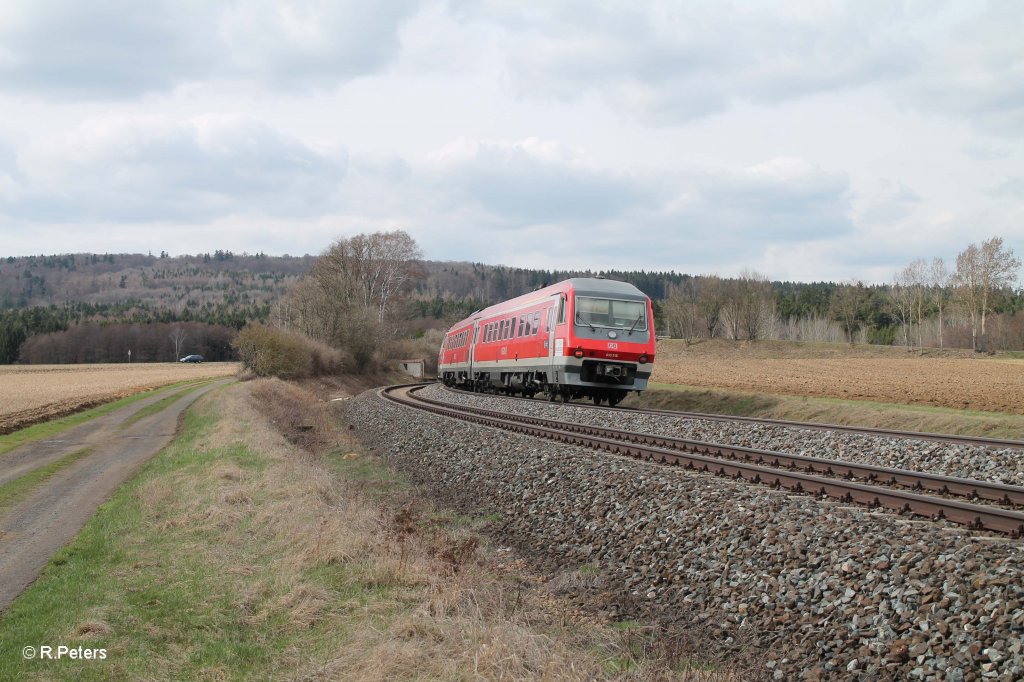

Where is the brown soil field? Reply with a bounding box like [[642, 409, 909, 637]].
[[0, 363, 238, 434], [653, 339, 1024, 415]]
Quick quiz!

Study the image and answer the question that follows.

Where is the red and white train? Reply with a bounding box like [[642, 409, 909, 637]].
[[438, 277, 655, 406]]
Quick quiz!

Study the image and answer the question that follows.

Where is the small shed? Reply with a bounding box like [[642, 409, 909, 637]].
[[399, 359, 425, 378]]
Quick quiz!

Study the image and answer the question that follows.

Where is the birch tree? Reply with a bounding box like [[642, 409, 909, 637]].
[[888, 269, 915, 349], [955, 237, 1021, 351], [929, 257, 950, 350]]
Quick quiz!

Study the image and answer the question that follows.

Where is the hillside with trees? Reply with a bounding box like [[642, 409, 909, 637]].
[[1, 234, 1022, 365]]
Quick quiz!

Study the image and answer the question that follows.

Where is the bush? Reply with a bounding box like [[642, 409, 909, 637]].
[[234, 324, 348, 379]]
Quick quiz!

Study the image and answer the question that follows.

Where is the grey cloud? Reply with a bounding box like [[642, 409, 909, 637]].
[[905, 1, 1024, 136], [0, 0, 421, 98], [454, 1, 916, 123], [686, 163, 854, 241], [432, 140, 657, 222], [415, 141, 854, 271], [3, 116, 346, 222]]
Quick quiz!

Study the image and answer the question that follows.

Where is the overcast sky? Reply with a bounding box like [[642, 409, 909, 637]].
[[1, 1, 1022, 283]]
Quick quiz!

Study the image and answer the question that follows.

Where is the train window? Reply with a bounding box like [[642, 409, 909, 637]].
[[504, 319, 510, 339], [510, 317, 517, 338], [557, 296, 566, 324], [533, 311, 540, 335], [520, 314, 527, 337], [575, 297, 648, 331]]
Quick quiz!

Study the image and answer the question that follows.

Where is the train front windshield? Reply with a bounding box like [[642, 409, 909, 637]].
[[574, 297, 648, 331]]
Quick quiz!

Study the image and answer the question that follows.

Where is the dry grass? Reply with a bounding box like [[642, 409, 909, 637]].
[[0, 362, 238, 433], [232, 380, 736, 680], [654, 339, 1024, 415], [0, 372, 738, 678]]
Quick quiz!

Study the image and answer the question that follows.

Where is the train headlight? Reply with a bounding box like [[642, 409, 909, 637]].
[[573, 348, 584, 359], [638, 354, 649, 364]]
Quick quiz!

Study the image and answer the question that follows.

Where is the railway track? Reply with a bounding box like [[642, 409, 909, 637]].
[[383, 384, 1024, 536], [444, 385, 1024, 450]]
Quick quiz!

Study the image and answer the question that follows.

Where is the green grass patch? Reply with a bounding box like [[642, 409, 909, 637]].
[[327, 451, 407, 498], [0, 388, 413, 680], [631, 382, 1024, 439], [118, 382, 209, 429], [0, 398, 292, 680], [0, 379, 216, 457], [0, 380, 736, 680], [0, 447, 93, 512]]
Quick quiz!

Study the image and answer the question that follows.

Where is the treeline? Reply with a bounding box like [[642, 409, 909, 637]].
[[0, 251, 312, 312], [414, 262, 687, 302], [3, 237, 1022, 365], [661, 237, 1023, 352], [18, 322, 236, 364]]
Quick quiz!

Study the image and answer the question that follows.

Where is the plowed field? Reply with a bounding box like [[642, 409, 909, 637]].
[[0, 363, 238, 433], [654, 340, 1024, 415]]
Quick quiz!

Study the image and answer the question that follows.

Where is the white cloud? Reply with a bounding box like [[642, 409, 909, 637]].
[[424, 138, 657, 222], [0, 1, 1021, 285], [4, 115, 347, 222], [452, 1, 916, 124], [904, 0, 1024, 136], [0, 0, 421, 98]]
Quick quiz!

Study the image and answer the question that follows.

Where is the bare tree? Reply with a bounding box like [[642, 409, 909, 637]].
[[170, 326, 187, 359], [929, 257, 950, 350], [717, 271, 775, 341], [905, 258, 928, 349], [736, 269, 774, 341], [314, 231, 424, 326], [720, 278, 743, 341], [955, 237, 1021, 351], [662, 279, 701, 343], [697, 276, 723, 339], [831, 280, 867, 344], [888, 268, 915, 349], [279, 230, 425, 367]]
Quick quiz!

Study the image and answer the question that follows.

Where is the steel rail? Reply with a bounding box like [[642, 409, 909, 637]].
[[414, 389, 1024, 507], [442, 385, 1024, 450], [383, 385, 1024, 537]]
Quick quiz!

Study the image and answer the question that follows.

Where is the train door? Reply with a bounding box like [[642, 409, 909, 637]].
[[469, 321, 479, 383], [546, 294, 564, 387]]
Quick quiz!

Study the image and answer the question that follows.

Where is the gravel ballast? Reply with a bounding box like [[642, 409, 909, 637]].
[[349, 388, 1024, 681], [425, 385, 1024, 487]]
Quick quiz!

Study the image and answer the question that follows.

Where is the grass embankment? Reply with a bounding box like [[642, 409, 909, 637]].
[[0, 380, 217, 457], [0, 379, 723, 680], [0, 447, 93, 512], [629, 382, 1024, 440]]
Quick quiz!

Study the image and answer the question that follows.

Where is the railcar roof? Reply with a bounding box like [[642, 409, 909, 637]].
[[445, 277, 647, 332]]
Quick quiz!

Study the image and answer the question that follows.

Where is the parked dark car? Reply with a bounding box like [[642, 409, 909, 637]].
[[179, 354, 204, 363]]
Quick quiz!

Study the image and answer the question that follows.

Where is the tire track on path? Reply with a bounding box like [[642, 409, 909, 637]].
[[0, 379, 230, 613]]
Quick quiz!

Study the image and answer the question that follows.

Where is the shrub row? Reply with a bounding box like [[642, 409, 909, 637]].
[[234, 324, 349, 379]]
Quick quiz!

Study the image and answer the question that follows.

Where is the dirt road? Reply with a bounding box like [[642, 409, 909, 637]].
[[0, 380, 229, 613]]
